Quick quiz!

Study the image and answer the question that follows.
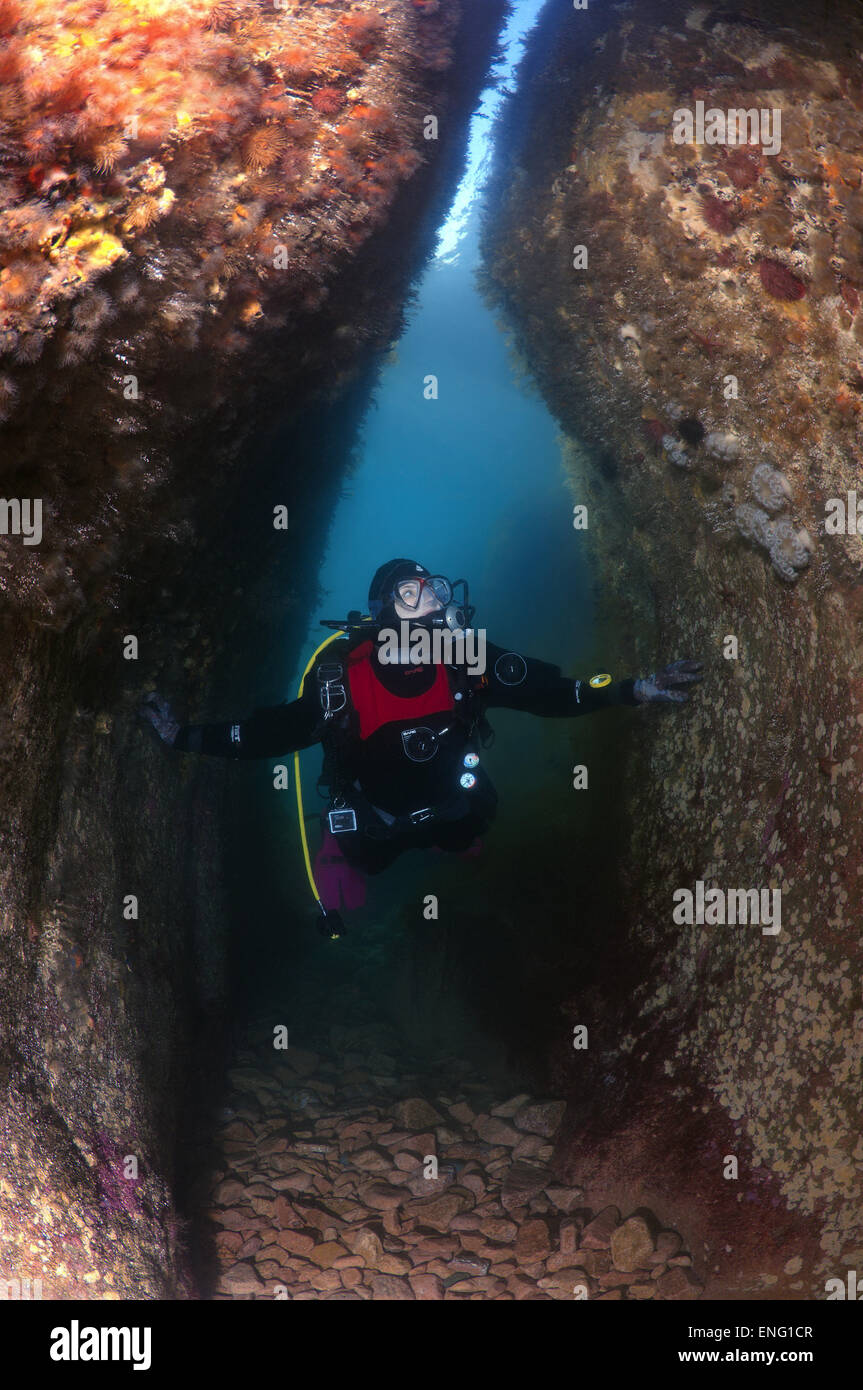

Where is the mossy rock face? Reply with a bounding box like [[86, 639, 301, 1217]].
[[482, 0, 863, 1284], [0, 0, 507, 1300]]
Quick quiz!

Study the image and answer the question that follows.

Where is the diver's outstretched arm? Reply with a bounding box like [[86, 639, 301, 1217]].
[[480, 644, 702, 716], [140, 692, 320, 757]]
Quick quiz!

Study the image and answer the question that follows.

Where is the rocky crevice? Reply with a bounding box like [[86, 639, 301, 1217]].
[[481, 0, 863, 1293], [0, 0, 506, 1299], [202, 1016, 703, 1302]]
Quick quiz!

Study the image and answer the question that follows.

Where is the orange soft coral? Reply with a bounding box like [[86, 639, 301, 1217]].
[[0, 0, 425, 415]]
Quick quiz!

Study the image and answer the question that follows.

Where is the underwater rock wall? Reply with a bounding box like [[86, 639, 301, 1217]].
[[0, 0, 506, 1297], [482, 0, 863, 1292], [0, 0, 468, 622]]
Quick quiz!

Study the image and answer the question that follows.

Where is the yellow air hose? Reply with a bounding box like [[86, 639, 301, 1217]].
[[294, 630, 347, 931]]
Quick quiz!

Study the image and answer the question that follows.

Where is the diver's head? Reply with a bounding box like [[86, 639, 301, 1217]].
[[368, 559, 439, 623], [368, 559, 473, 632]]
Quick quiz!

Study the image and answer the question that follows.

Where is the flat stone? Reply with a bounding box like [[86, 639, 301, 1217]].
[[274, 1230, 315, 1255], [255, 1243, 289, 1264], [377, 1129, 413, 1149], [508, 1274, 540, 1300], [360, 1182, 406, 1211], [630, 1283, 656, 1300], [580, 1206, 620, 1250], [245, 1182, 277, 1199], [366, 1273, 415, 1300], [545, 1186, 584, 1215], [291, 1203, 334, 1234], [267, 1168, 318, 1192], [214, 1180, 248, 1206], [596, 1288, 623, 1301], [248, 1196, 277, 1219], [320, 1198, 366, 1220], [351, 1147, 393, 1174], [558, 1220, 578, 1256], [212, 1207, 259, 1233], [575, 1251, 608, 1278], [611, 1216, 655, 1272], [501, 1163, 551, 1212], [447, 1102, 476, 1126], [513, 1100, 566, 1138], [339, 1121, 374, 1139], [547, 1250, 592, 1274], [515, 1218, 551, 1261], [448, 1254, 490, 1276], [410, 1272, 444, 1300], [382, 1208, 411, 1237], [394, 1151, 422, 1172], [406, 1237, 459, 1264], [222, 1262, 264, 1294], [454, 1174, 484, 1203], [655, 1267, 702, 1301], [527, 1195, 553, 1215], [392, 1098, 444, 1130], [450, 1213, 482, 1232], [407, 1168, 455, 1198], [446, 1275, 505, 1294], [475, 1115, 521, 1146], [434, 1126, 463, 1145], [215, 1231, 243, 1255], [512, 1134, 549, 1160], [308, 1241, 348, 1270], [394, 1131, 437, 1156], [346, 1229, 384, 1267], [257, 1136, 290, 1156], [478, 1217, 517, 1242], [405, 1193, 468, 1231], [599, 1268, 634, 1289], [538, 1267, 591, 1292]]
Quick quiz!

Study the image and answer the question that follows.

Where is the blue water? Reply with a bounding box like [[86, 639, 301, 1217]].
[[288, 0, 597, 918]]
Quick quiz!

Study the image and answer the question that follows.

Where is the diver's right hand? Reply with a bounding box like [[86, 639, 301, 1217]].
[[139, 693, 180, 746]]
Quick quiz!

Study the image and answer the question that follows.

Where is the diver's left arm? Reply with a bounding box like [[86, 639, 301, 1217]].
[[479, 644, 702, 715]]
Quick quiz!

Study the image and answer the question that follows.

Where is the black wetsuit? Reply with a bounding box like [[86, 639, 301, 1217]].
[[174, 636, 638, 872]]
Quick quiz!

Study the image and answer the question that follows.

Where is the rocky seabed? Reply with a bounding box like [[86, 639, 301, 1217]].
[[206, 1024, 702, 1301]]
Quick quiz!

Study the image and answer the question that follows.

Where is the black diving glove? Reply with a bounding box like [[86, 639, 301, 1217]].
[[633, 659, 703, 706], [139, 692, 180, 745]]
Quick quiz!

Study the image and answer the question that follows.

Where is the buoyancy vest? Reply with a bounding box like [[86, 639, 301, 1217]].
[[314, 637, 495, 833], [345, 639, 454, 740]]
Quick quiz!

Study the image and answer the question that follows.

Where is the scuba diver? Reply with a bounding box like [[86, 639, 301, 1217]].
[[141, 559, 703, 937]]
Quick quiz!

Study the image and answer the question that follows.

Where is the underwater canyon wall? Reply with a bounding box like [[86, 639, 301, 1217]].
[[0, 0, 505, 1298], [482, 0, 863, 1296]]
